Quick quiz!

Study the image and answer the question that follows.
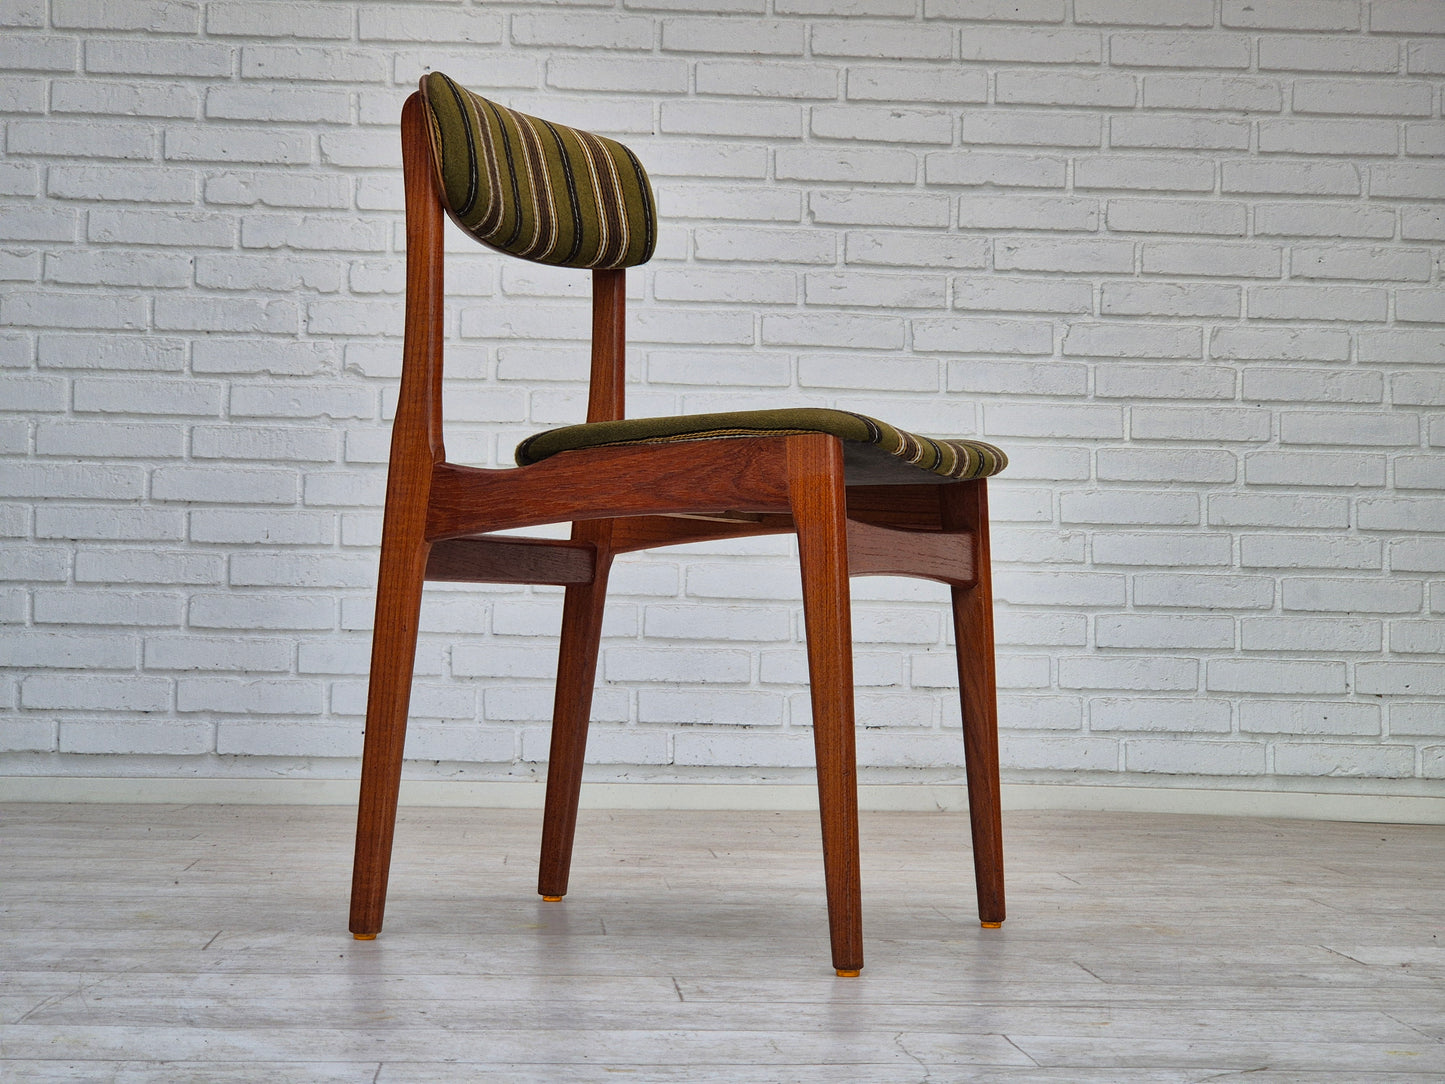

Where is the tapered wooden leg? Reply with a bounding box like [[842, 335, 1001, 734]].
[[351, 90, 447, 939], [788, 436, 863, 975], [943, 480, 1005, 926], [350, 529, 431, 938], [538, 522, 614, 899]]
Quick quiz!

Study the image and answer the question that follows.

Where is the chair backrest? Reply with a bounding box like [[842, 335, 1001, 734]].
[[418, 72, 657, 270]]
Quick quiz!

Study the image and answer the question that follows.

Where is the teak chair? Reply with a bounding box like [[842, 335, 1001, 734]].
[[351, 72, 1010, 975]]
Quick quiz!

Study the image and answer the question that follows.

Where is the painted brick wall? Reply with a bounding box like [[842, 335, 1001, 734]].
[[1, 0, 1442, 792]]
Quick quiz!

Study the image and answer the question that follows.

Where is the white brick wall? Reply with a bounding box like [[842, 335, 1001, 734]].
[[1, 0, 1442, 793]]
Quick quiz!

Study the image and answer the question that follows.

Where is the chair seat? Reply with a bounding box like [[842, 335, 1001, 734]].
[[515, 407, 1007, 485]]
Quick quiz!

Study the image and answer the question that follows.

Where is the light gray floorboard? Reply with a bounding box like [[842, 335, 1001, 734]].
[[1, 804, 1441, 1082]]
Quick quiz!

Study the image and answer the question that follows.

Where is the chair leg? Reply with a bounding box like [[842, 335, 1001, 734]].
[[788, 436, 864, 975], [349, 529, 431, 939], [537, 524, 615, 900], [943, 481, 1005, 927]]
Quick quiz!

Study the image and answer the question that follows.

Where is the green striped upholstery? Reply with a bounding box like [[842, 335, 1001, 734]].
[[515, 408, 1007, 484], [419, 72, 656, 269]]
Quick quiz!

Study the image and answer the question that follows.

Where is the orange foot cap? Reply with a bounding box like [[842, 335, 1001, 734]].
[[541, 895, 563, 902], [353, 933, 377, 940], [981, 921, 1003, 929], [835, 968, 861, 978]]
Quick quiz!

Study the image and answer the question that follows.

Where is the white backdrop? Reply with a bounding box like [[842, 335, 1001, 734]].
[[1, 0, 1442, 802]]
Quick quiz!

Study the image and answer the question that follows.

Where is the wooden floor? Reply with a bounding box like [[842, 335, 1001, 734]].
[[1, 803, 1442, 1082]]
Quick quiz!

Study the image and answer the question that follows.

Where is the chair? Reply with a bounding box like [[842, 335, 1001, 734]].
[[350, 72, 1009, 976]]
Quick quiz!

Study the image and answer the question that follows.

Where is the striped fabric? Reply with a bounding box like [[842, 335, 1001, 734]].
[[418, 72, 656, 269], [515, 408, 1008, 483]]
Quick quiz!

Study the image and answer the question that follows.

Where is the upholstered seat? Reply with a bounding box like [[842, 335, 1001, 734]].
[[518, 407, 1007, 485]]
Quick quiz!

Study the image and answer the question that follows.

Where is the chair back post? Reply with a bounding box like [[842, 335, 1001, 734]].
[[399, 90, 446, 463], [587, 268, 627, 423]]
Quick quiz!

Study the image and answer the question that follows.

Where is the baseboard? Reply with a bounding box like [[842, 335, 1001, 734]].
[[2, 775, 1442, 824]]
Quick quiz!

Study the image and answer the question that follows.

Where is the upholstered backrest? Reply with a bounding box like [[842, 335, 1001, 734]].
[[418, 71, 657, 270]]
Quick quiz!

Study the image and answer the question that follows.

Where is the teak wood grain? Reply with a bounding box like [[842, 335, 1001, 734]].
[[424, 537, 595, 586], [351, 90, 1007, 974]]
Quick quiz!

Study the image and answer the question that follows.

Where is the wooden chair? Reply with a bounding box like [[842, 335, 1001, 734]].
[[350, 73, 1009, 975]]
